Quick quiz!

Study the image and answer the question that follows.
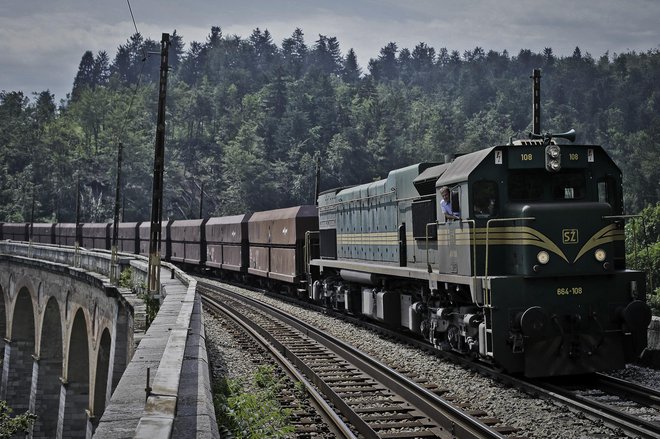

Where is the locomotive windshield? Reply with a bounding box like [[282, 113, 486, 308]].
[[508, 171, 544, 201], [551, 171, 585, 200], [508, 170, 586, 202]]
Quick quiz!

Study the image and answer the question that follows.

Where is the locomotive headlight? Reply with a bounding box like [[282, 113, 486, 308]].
[[594, 248, 607, 262], [545, 144, 561, 172], [547, 145, 560, 158], [537, 251, 550, 264]]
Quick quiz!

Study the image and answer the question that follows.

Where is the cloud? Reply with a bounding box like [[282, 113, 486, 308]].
[[1, 0, 658, 101]]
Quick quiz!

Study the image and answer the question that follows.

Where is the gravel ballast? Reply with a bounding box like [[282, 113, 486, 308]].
[[201, 278, 658, 438]]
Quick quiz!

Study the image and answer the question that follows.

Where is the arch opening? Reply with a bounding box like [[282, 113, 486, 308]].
[[61, 309, 90, 439], [34, 297, 63, 439], [5, 287, 36, 414]]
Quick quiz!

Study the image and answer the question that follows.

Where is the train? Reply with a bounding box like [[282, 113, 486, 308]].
[[1, 74, 652, 378]]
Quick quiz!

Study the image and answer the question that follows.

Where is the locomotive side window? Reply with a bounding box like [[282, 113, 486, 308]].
[[473, 180, 498, 218], [597, 176, 620, 211], [508, 171, 544, 201], [552, 172, 585, 200]]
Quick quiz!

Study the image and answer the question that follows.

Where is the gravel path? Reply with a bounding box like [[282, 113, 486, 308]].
[[201, 278, 655, 438]]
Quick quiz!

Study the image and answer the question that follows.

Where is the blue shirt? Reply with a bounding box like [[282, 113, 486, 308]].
[[441, 199, 459, 218]]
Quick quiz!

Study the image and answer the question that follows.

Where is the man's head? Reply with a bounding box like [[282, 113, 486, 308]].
[[440, 186, 450, 201]]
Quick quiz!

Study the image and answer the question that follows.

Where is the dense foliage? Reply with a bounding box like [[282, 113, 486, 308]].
[[627, 203, 660, 312], [213, 365, 294, 438], [0, 26, 659, 224], [0, 400, 36, 438]]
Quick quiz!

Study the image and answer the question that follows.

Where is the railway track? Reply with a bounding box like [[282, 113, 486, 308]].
[[196, 276, 660, 438], [198, 280, 516, 439], [530, 373, 660, 439]]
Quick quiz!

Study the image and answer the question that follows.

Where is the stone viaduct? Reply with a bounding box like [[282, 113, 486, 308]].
[[0, 241, 218, 439]]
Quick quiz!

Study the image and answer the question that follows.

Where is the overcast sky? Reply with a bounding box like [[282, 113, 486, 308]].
[[1, 0, 659, 103]]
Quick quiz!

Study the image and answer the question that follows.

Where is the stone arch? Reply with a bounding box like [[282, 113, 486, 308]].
[[0, 284, 7, 346], [65, 290, 72, 320], [61, 308, 90, 439], [34, 297, 63, 439], [9, 273, 15, 297], [92, 328, 112, 429], [5, 287, 36, 414], [112, 301, 130, 390], [37, 281, 45, 311]]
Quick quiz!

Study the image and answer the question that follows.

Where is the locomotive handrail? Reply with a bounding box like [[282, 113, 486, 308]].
[[425, 221, 438, 273], [317, 188, 396, 210], [424, 219, 476, 277], [304, 230, 319, 277], [317, 191, 431, 211], [465, 219, 477, 277], [484, 217, 535, 306]]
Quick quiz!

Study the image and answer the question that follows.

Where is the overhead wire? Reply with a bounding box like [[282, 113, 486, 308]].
[[113, 0, 152, 224], [116, 0, 149, 143]]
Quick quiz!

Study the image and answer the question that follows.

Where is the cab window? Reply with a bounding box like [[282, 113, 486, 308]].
[[473, 180, 498, 218], [597, 176, 621, 211], [508, 171, 543, 201], [552, 172, 585, 200]]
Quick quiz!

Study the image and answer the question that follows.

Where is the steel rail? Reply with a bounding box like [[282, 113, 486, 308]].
[[530, 378, 660, 439], [199, 281, 506, 439], [201, 292, 358, 439], [197, 276, 660, 439], [594, 373, 660, 409]]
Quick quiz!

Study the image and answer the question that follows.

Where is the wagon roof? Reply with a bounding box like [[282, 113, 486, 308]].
[[171, 218, 206, 227], [249, 205, 317, 221], [206, 214, 250, 225]]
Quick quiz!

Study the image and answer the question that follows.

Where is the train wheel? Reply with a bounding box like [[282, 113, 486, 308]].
[[447, 325, 461, 350]]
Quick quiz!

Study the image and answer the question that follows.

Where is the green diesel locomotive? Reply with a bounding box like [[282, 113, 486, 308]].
[[310, 72, 651, 377]]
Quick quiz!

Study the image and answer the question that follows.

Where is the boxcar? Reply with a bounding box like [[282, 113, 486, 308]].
[[81, 223, 111, 250], [31, 223, 56, 244], [138, 221, 171, 259], [2, 223, 29, 241], [205, 214, 251, 272], [117, 222, 140, 254], [55, 223, 79, 246], [169, 219, 207, 265], [248, 206, 318, 283]]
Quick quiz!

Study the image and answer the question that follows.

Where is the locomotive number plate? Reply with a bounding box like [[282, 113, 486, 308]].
[[557, 287, 583, 295], [562, 229, 579, 244]]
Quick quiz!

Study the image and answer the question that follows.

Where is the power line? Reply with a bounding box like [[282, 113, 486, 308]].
[[126, 0, 140, 37]]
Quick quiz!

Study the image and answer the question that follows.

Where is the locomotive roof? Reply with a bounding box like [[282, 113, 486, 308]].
[[413, 162, 451, 196], [436, 146, 496, 187]]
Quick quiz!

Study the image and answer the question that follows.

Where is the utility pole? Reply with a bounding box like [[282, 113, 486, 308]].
[[199, 180, 204, 219], [314, 155, 321, 205], [75, 172, 81, 227], [29, 184, 35, 241], [147, 33, 171, 297], [111, 141, 123, 284], [531, 68, 541, 136]]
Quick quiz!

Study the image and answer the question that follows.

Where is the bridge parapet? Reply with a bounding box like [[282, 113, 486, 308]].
[[0, 241, 218, 439]]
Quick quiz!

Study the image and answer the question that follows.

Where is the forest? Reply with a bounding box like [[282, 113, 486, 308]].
[[0, 26, 659, 224]]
